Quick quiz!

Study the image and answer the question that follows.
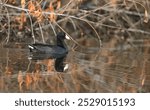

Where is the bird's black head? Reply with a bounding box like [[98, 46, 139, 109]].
[[57, 32, 70, 40]]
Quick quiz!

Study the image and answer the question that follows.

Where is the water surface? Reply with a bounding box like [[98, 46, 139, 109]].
[[0, 37, 150, 92]]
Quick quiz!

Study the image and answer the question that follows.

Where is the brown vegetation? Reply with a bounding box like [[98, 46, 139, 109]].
[[0, 0, 150, 92]]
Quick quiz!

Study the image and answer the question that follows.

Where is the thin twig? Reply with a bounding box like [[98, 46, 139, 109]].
[[38, 23, 45, 43], [4, 6, 10, 44], [25, 11, 35, 43]]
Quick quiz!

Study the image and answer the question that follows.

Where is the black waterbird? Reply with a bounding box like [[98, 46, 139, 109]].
[[28, 32, 70, 72]]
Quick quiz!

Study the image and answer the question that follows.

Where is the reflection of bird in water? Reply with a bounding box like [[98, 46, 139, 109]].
[[28, 32, 70, 72], [55, 57, 69, 72]]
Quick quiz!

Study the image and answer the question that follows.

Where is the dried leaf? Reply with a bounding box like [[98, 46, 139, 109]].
[[57, 0, 61, 9], [28, 1, 36, 14], [49, 2, 56, 22], [21, 0, 26, 9], [28, 1, 43, 22], [141, 76, 146, 86], [144, 10, 149, 23], [18, 71, 24, 92], [36, 4, 43, 22], [7, 0, 16, 4], [18, 71, 23, 83], [47, 59, 54, 72], [19, 11, 26, 30], [25, 73, 33, 89], [110, 0, 117, 8]]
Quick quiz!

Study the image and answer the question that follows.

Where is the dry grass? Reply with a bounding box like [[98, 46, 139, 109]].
[[0, 0, 150, 44]]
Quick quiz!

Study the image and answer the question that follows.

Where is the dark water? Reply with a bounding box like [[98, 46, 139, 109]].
[[0, 37, 150, 93]]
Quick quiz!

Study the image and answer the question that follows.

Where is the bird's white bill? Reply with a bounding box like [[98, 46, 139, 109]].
[[65, 35, 70, 40], [28, 45, 34, 49], [64, 64, 69, 71]]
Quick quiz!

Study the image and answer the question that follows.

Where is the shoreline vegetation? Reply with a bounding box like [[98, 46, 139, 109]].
[[0, 0, 150, 92], [0, 0, 150, 45]]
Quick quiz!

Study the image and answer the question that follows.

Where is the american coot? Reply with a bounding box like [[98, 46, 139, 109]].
[[28, 32, 70, 72]]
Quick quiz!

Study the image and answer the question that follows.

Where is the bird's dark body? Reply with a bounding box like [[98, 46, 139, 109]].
[[28, 43, 68, 58]]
